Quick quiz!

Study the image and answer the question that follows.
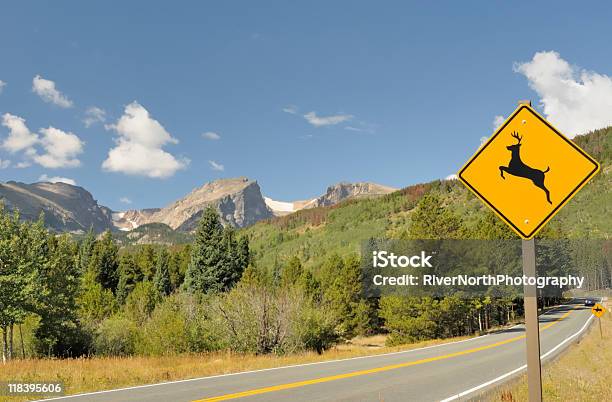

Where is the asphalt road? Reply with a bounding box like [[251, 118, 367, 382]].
[[41, 299, 595, 402]]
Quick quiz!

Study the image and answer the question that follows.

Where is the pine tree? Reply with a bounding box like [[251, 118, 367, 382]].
[[183, 207, 248, 294], [136, 245, 156, 280], [116, 253, 142, 303], [183, 207, 225, 293], [237, 236, 250, 270], [153, 248, 172, 296], [88, 231, 119, 292], [78, 226, 96, 273], [407, 193, 465, 239]]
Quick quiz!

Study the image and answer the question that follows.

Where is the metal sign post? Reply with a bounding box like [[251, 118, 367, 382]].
[[522, 238, 542, 402]]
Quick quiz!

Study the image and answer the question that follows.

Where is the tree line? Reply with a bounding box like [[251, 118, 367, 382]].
[[1, 192, 609, 361]]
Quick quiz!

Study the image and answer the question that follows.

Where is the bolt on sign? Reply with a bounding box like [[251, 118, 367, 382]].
[[457, 103, 600, 239], [591, 303, 606, 318]]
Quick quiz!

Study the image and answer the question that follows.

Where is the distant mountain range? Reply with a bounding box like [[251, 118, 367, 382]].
[[0, 177, 397, 235], [264, 182, 397, 216]]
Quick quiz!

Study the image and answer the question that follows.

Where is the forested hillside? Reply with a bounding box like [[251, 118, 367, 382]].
[[245, 127, 611, 272]]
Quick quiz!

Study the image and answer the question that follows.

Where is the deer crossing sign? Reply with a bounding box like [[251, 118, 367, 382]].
[[458, 103, 600, 239]]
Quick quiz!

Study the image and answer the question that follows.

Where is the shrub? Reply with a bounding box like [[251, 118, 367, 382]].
[[136, 293, 223, 356], [94, 314, 138, 356]]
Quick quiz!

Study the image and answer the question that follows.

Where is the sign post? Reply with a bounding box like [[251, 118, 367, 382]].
[[457, 100, 600, 402], [522, 237, 542, 402], [591, 303, 606, 339]]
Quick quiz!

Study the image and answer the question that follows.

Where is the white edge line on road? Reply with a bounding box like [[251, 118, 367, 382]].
[[439, 311, 595, 402], [36, 301, 578, 402], [36, 331, 491, 401]]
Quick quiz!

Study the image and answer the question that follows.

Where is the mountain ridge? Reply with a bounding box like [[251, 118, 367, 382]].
[[0, 176, 398, 236]]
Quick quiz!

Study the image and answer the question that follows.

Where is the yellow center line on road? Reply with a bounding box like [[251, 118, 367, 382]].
[[193, 306, 578, 402]]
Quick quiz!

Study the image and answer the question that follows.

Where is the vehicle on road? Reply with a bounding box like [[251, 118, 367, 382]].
[[584, 299, 596, 306]]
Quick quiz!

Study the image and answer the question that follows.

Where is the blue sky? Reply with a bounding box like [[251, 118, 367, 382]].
[[1, 1, 611, 210]]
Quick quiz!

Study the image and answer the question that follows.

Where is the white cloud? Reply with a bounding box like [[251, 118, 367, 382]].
[[33, 127, 84, 168], [0, 159, 9, 169], [119, 197, 132, 204], [344, 126, 363, 132], [1, 113, 39, 153], [282, 105, 298, 114], [493, 115, 505, 131], [208, 160, 224, 171], [304, 111, 353, 127], [514, 51, 612, 137], [15, 161, 31, 168], [83, 106, 106, 127], [0, 80, 6, 94], [202, 131, 221, 140], [445, 174, 457, 181], [103, 102, 188, 178], [32, 75, 73, 108], [38, 174, 76, 185]]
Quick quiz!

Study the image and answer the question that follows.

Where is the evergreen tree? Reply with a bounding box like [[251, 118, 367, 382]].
[[319, 254, 367, 338], [153, 248, 172, 296], [407, 193, 465, 239], [136, 245, 156, 280], [88, 231, 119, 292], [116, 254, 142, 303], [183, 207, 248, 294], [237, 236, 250, 270], [183, 207, 226, 293], [78, 226, 96, 273]]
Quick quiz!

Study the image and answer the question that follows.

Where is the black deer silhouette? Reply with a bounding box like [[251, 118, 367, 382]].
[[499, 132, 552, 204]]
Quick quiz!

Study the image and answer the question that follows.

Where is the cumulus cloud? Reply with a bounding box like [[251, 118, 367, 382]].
[[208, 160, 224, 171], [0, 159, 10, 169], [0, 80, 6, 94], [445, 174, 457, 181], [1, 113, 39, 153], [119, 197, 132, 204], [282, 105, 298, 114], [514, 51, 612, 137], [33, 127, 84, 168], [32, 75, 73, 108], [38, 174, 76, 185], [2, 113, 84, 168], [103, 102, 188, 178], [83, 106, 106, 127], [202, 131, 221, 140], [304, 111, 353, 127]]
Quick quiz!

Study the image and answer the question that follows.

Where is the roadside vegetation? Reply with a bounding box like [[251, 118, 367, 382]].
[[494, 298, 611, 402], [2, 333, 479, 400]]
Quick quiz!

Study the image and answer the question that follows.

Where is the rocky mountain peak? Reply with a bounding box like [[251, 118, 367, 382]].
[[309, 181, 397, 208], [120, 177, 273, 231]]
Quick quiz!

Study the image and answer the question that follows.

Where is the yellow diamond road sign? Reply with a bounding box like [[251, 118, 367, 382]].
[[591, 303, 606, 318], [458, 103, 600, 239]]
